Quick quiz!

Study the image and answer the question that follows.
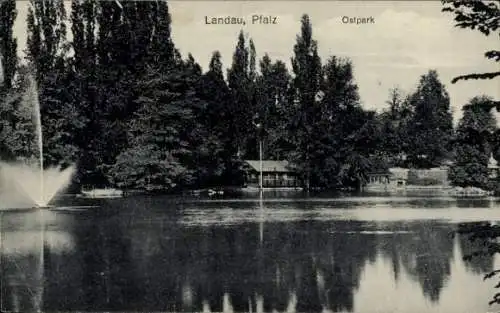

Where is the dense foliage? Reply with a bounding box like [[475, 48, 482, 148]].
[[406, 70, 454, 168], [443, 0, 500, 307], [0, 0, 495, 195], [449, 96, 497, 189]]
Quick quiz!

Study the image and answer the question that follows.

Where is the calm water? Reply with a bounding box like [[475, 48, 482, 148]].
[[2, 194, 500, 313]]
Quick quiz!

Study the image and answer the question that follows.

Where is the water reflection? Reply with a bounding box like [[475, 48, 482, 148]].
[[181, 198, 500, 226], [1, 197, 500, 312], [0, 210, 75, 312]]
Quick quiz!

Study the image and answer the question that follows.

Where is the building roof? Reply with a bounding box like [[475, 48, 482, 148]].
[[243, 160, 295, 173]]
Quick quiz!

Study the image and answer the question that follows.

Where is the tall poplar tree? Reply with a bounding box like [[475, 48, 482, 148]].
[[26, 0, 68, 82], [255, 54, 291, 160], [227, 31, 257, 159], [289, 14, 323, 190], [26, 0, 80, 168], [198, 51, 233, 185], [0, 0, 20, 160], [92, 1, 133, 180], [69, 0, 98, 183], [0, 0, 17, 90]]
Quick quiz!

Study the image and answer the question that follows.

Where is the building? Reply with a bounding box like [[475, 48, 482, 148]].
[[242, 160, 300, 188], [408, 167, 449, 186], [365, 164, 456, 192], [365, 171, 392, 191], [389, 168, 410, 187], [364, 168, 407, 191]]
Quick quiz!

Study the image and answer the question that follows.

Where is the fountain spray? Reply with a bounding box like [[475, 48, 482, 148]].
[[28, 76, 45, 206], [0, 67, 76, 209]]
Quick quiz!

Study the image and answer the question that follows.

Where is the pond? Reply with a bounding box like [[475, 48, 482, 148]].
[[1, 194, 500, 313]]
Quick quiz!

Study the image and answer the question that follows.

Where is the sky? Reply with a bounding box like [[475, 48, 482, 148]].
[[12, 1, 500, 123]]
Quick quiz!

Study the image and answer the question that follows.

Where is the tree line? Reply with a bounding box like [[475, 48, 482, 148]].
[[0, 0, 498, 192], [442, 0, 500, 307]]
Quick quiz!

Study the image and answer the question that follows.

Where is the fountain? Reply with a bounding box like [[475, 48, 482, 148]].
[[0, 56, 77, 313], [0, 71, 75, 209]]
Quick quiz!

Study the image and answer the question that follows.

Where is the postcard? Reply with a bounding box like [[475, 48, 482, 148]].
[[1, 1, 499, 312]]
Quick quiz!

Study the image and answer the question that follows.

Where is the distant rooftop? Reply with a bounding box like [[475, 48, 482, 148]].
[[243, 160, 294, 173]]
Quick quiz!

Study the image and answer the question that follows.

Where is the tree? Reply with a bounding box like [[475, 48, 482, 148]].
[[91, 1, 143, 182], [36, 62, 83, 168], [70, 0, 97, 72], [26, 0, 81, 168], [0, 0, 22, 161], [108, 61, 201, 191], [73, 1, 178, 186], [441, 0, 500, 167], [69, 0, 99, 183], [105, 11, 214, 191], [198, 51, 235, 186], [314, 56, 377, 190], [26, 0, 69, 83], [443, 1, 500, 306], [148, 1, 176, 68], [227, 31, 257, 159], [442, 0, 500, 109], [312, 56, 352, 189], [255, 54, 292, 160], [0, 0, 17, 90], [459, 96, 497, 135], [182, 54, 226, 188], [287, 18, 374, 190], [406, 70, 454, 168], [450, 96, 497, 188], [289, 14, 323, 190], [378, 88, 413, 165], [0, 66, 37, 162]]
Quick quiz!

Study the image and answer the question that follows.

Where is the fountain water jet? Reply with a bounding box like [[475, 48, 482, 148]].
[[0, 74, 75, 208], [32, 77, 45, 207]]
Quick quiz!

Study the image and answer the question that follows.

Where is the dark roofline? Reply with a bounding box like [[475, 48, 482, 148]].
[[242, 160, 297, 173]]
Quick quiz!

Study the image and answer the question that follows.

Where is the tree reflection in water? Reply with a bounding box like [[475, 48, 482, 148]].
[[1, 198, 500, 312]]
